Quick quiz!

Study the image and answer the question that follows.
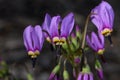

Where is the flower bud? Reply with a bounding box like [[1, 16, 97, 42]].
[[95, 60, 103, 80], [49, 64, 60, 80], [76, 25, 81, 39], [63, 70, 69, 80], [77, 65, 93, 80]]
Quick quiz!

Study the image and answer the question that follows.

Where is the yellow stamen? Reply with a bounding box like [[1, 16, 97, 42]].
[[60, 37, 66, 43], [101, 28, 112, 36], [31, 55, 37, 58], [34, 50, 40, 55], [28, 50, 40, 58], [52, 37, 66, 45], [46, 37, 51, 42], [28, 51, 34, 56], [97, 49, 104, 55], [53, 37, 60, 43]]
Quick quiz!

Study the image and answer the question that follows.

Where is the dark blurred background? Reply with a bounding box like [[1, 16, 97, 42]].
[[0, 0, 120, 80]]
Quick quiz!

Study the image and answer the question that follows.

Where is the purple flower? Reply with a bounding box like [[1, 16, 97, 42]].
[[74, 57, 80, 64], [49, 74, 62, 80], [49, 72, 56, 80], [86, 32, 104, 55], [77, 72, 93, 80], [42, 13, 51, 42], [77, 65, 94, 80], [48, 64, 60, 80], [91, 1, 114, 36], [96, 69, 103, 80], [54, 75, 62, 80], [95, 60, 104, 80], [43, 13, 75, 45], [23, 25, 44, 58]]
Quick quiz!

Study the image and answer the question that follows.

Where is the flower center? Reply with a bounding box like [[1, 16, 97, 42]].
[[28, 50, 40, 58], [101, 28, 112, 36], [52, 37, 66, 45], [97, 49, 104, 55]]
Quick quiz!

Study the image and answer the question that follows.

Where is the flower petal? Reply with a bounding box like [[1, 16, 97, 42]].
[[54, 75, 62, 80], [99, 1, 114, 28], [91, 1, 114, 32], [91, 8, 103, 32], [61, 12, 75, 37], [92, 32, 102, 50], [48, 73, 55, 80], [97, 69, 103, 80], [77, 73, 83, 80], [98, 32, 104, 47], [34, 25, 44, 51], [23, 25, 33, 51], [31, 28, 39, 51], [89, 73, 93, 80], [49, 16, 61, 38], [83, 74, 88, 80], [42, 13, 51, 37], [86, 35, 96, 51]]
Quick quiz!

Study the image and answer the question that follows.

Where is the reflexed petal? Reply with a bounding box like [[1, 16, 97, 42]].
[[91, 1, 114, 32], [49, 73, 55, 80], [77, 73, 82, 80], [49, 16, 61, 38], [31, 29, 39, 51], [97, 69, 103, 80], [54, 75, 62, 80], [89, 73, 93, 80], [92, 32, 102, 49], [83, 74, 88, 80], [34, 25, 44, 51], [98, 32, 104, 47], [91, 13, 103, 32], [23, 25, 33, 51], [42, 13, 51, 37], [99, 1, 114, 28], [61, 12, 75, 37], [86, 35, 96, 51]]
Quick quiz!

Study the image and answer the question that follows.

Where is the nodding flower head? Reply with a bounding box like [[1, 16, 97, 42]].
[[49, 64, 60, 80], [42, 12, 75, 45], [91, 1, 114, 36], [23, 25, 44, 58], [86, 32, 104, 55], [95, 60, 104, 80], [77, 65, 93, 80]]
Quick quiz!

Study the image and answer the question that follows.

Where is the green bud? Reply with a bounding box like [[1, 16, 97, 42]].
[[82, 65, 91, 73], [0, 61, 8, 78], [95, 60, 102, 69], [52, 64, 60, 74], [27, 73, 34, 80], [70, 33, 79, 51], [76, 25, 82, 39], [63, 70, 69, 80]]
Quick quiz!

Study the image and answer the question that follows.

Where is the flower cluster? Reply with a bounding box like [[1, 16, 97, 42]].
[[23, 1, 114, 80]]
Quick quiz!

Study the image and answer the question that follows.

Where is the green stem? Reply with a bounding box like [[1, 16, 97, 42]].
[[66, 38, 72, 53], [66, 38, 74, 64], [58, 55, 63, 65], [64, 59, 67, 70], [81, 13, 93, 49], [80, 13, 93, 71]]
